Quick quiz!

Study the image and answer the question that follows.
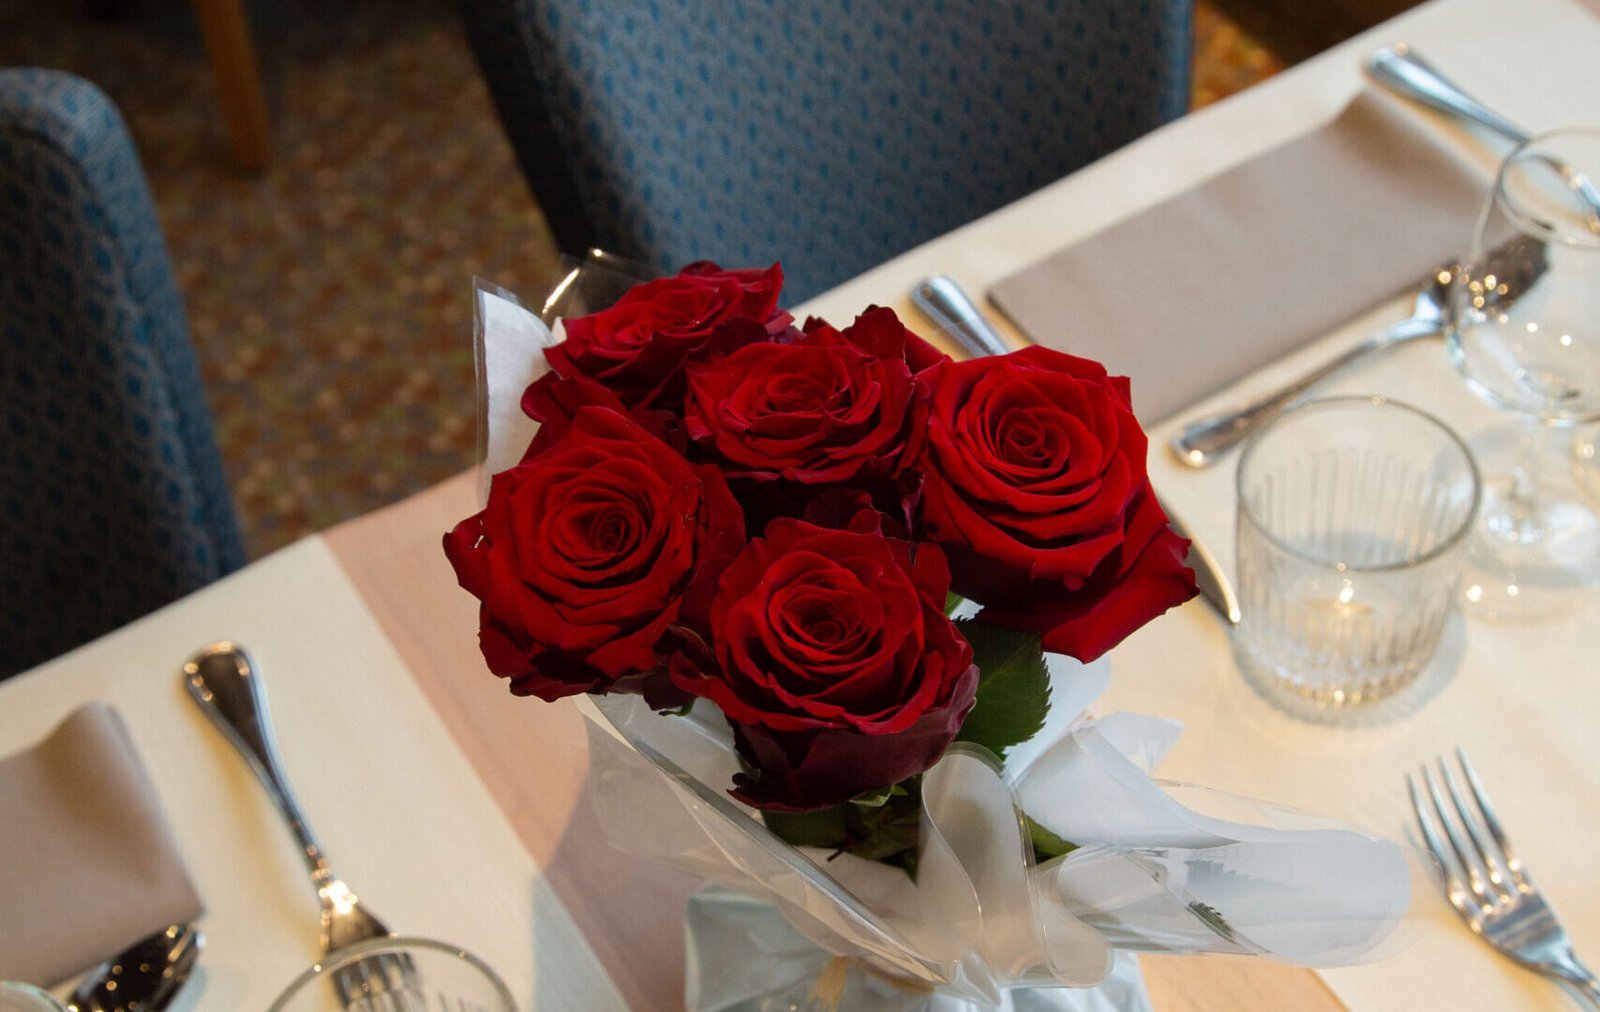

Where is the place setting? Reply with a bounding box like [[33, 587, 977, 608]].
[[0, 640, 523, 1012], [882, 25, 1600, 1011], [1060, 36, 1600, 1012], [0, 521, 596, 1010], [925, 36, 1600, 697]]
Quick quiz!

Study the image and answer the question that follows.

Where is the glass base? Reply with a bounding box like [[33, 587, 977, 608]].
[[1231, 613, 1463, 727], [1460, 478, 1600, 621], [683, 884, 1152, 1012], [1574, 427, 1600, 508]]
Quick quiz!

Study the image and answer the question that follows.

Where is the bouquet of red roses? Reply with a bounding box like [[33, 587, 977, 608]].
[[445, 261, 1196, 837], [445, 259, 1412, 1007]]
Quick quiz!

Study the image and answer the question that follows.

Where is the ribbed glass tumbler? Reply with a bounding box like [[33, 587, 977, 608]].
[[1235, 396, 1481, 710]]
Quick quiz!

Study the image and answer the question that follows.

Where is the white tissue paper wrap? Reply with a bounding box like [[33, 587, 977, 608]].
[[472, 278, 1411, 1011]]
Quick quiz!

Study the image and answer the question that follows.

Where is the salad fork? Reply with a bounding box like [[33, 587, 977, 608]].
[[183, 642, 417, 1008], [1408, 749, 1600, 1008]]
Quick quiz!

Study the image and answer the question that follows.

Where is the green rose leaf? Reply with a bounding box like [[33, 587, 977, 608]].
[[1025, 813, 1077, 862], [762, 806, 851, 849], [849, 783, 909, 809], [762, 778, 924, 879], [953, 619, 1051, 760]]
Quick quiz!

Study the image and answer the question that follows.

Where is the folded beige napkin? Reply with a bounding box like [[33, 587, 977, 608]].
[[988, 89, 1492, 422], [0, 703, 203, 987]]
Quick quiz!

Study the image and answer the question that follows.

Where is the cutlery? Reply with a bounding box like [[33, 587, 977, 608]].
[[1408, 749, 1600, 1008], [1170, 265, 1451, 467], [183, 642, 416, 1007], [911, 275, 1012, 358], [1366, 44, 1600, 229], [67, 924, 201, 1012], [1170, 233, 1547, 467], [1366, 45, 1529, 147], [909, 275, 1241, 625]]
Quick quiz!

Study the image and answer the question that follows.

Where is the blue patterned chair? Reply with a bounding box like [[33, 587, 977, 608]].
[[0, 68, 246, 679], [459, 0, 1192, 303]]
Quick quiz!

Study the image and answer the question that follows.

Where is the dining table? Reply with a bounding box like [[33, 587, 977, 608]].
[[5, 0, 1600, 1007]]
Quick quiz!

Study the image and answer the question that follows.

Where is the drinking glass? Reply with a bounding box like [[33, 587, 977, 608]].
[[268, 937, 517, 1012], [1234, 397, 1480, 710], [1445, 127, 1600, 619]]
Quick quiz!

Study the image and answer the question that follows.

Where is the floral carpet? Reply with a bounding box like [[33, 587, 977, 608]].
[[2, 0, 1291, 558]]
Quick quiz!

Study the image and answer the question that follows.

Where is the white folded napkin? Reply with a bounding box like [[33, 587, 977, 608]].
[[988, 88, 1492, 421], [0, 703, 203, 986]]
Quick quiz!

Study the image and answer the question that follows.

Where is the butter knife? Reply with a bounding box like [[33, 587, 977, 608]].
[[1365, 45, 1600, 225], [910, 274, 1241, 625], [911, 275, 1012, 358]]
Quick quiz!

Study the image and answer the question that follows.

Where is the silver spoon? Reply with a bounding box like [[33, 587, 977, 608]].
[[1170, 264, 1453, 468], [1171, 234, 1547, 467], [67, 923, 201, 1012], [1172, 47, 1586, 469]]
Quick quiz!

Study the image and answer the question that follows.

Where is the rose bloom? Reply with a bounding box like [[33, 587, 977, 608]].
[[673, 512, 978, 812], [546, 261, 792, 408], [913, 346, 1196, 661], [683, 306, 942, 488], [444, 378, 744, 702]]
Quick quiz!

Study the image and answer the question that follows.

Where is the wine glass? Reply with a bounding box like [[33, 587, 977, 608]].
[[1445, 127, 1600, 619], [1572, 423, 1600, 505]]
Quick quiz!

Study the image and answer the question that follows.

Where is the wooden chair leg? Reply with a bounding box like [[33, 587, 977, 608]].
[[190, 0, 272, 171]]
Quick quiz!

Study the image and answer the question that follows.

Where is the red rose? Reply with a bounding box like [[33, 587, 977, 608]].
[[444, 382, 745, 701], [546, 261, 792, 408], [683, 306, 940, 484], [673, 512, 978, 812], [913, 346, 1196, 661]]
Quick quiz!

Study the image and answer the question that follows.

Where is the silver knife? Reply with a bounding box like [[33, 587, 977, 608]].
[[911, 275, 1013, 358], [910, 274, 1241, 626], [1364, 45, 1600, 227]]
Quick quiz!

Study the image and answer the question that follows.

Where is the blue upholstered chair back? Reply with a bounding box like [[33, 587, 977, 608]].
[[460, 0, 1192, 303], [0, 68, 245, 679]]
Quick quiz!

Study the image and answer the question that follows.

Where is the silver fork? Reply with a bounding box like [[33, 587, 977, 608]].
[[1408, 749, 1600, 1008], [183, 642, 418, 1008]]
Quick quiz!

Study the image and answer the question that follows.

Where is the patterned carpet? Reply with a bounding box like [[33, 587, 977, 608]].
[[1, 0, 1298, 559]]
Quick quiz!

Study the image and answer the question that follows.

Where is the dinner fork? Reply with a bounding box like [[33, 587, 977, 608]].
[[183, 642, 418, 1008], [1408, 749, 1600, 1008]]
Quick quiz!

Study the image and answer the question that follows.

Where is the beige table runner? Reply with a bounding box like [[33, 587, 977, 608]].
[[988, 89, 1490, 421]]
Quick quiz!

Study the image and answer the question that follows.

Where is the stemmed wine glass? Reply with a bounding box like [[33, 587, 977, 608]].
[[1446, 127, 1600, 620]]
